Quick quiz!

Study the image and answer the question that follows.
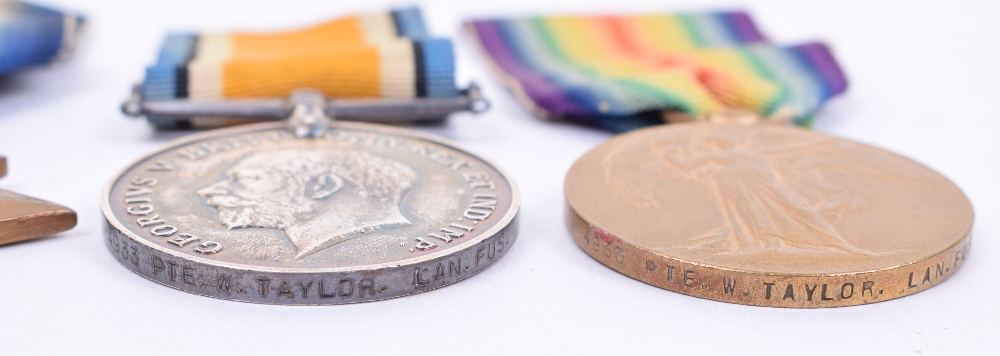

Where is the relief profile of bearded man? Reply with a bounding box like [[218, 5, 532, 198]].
[[196, 148, 418, 259]]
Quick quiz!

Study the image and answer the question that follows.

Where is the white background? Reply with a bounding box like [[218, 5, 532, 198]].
[[0, 0, 996, 354]]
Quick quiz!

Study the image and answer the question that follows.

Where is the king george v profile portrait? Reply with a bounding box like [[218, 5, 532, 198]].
[[196, 148, 418, 259]]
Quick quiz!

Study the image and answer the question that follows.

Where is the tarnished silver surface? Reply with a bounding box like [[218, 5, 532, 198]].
[[102, 121, 519, 304]]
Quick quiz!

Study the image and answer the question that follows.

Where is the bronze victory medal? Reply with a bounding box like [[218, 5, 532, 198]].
[[102, 122, 519, 305], [565, 122, 973, 308]]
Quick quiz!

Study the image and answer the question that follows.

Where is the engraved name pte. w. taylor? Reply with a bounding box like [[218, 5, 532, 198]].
[[566, 122, 973, 308], [103, 122, 519, 305]]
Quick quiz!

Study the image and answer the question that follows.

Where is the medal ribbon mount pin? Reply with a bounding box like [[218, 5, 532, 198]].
[[106, 82, 518, 305], [121, 83, 490, 132], [0, 157, 78, 246]]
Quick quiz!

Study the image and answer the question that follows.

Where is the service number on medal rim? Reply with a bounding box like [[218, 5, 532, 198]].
[[102, 122, 519, 305], [565, 122, 973, 308]]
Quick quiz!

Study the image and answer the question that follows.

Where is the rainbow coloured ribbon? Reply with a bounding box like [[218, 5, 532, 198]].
[[466, 12, 847, 131], [0, 1, 84, 76], [141, 7, 458, 128]]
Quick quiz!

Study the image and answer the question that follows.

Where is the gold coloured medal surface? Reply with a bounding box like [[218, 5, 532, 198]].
[[565, 122, 973, 308]]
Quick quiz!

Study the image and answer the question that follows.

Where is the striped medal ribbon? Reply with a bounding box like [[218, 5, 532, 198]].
[[466, 11, 847, 131], [139, 7, 460, 129], [0, 1, 84, 76]]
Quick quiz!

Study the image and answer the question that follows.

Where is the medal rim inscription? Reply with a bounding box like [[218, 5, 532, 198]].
[[566, 206, 971, 308], [103, 215, 519, 305], [564, 122, 974, 308], [101, 122, 521, 276]]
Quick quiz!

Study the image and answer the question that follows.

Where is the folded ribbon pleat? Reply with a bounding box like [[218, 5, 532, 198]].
[[466, 12, 847, 131]]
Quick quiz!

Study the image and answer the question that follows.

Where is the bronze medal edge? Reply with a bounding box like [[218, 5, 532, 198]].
[[564, 201, 972, 308]]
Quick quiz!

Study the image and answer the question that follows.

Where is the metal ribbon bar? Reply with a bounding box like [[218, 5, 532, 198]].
[[121, 83, 490, 123]]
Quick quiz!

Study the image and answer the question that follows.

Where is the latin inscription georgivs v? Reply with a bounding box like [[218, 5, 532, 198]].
[[103, 123, 519, 305]]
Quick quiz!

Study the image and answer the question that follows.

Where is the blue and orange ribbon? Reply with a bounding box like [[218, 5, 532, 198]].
[[141, 7, 459, 128]]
